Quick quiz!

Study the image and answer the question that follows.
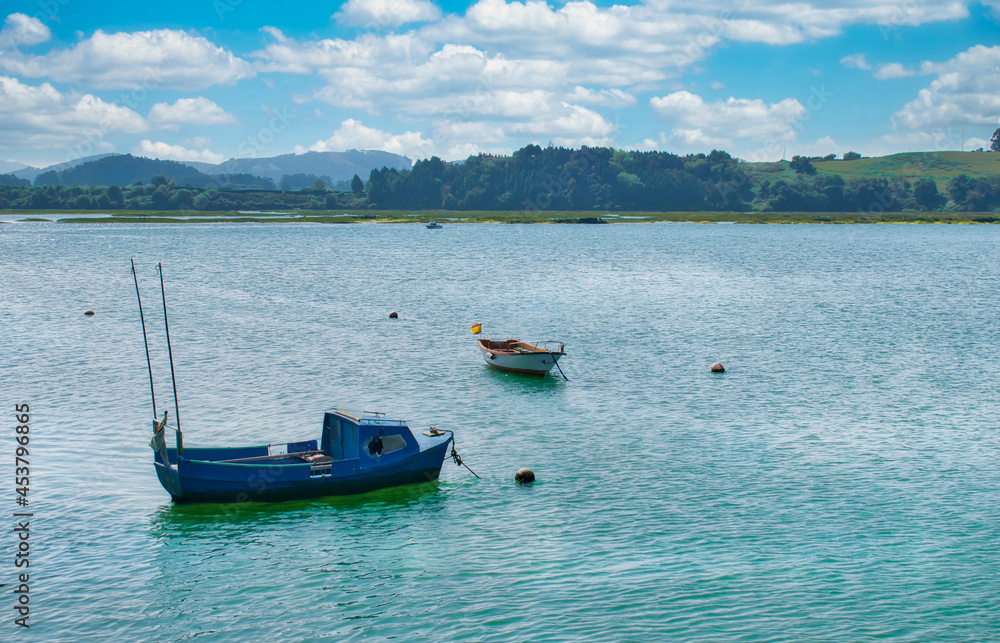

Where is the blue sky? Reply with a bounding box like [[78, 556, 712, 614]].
[[1, 0, 998, 168]]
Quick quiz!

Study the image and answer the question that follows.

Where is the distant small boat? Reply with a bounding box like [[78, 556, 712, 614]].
[[477, 338, 566, 375], [426, 221, 443, 229], [151, 407, 454, 503]]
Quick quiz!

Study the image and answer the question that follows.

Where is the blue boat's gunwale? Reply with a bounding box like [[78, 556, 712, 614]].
[[180, 458, 313, 469]]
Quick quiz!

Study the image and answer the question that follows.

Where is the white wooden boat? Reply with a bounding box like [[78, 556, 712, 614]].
[[476, 338, 566, 375]]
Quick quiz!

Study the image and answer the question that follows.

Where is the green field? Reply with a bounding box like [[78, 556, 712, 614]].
[[812, 151, 1000, 188]]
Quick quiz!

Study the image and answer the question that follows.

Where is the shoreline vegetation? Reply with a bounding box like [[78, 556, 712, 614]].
[[4, 210, 999, 224], [3, 147, 999, 218]]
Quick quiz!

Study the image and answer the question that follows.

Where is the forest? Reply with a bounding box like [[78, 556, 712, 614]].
[[2, 145, 999, 213]]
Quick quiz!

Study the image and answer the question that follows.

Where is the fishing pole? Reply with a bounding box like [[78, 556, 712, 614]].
[[157, 263, 182, 450], [131, 259, 157, 420]]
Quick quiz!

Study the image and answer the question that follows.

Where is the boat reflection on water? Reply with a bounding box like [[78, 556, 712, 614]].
[[149, 478, 450, 531], [480, 363, 567, 394]]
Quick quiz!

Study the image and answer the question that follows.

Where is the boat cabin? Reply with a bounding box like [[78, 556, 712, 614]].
[[322, 409, 419, 465]]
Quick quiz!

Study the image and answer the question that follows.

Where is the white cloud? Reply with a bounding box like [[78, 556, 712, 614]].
[[892, 45, 1000, 131], [294, 116, 596, 162], [564, 86, 637, 108], [0, 13, 50, 50], [792, 135, 841, 158], [651, 90, 807, 141], [636, 130, 841, 162], [0, 75, 147, 151], [422, 91, 615, 152], [336, 0, 442, 28], [245, 0, 971, 161], [148, 97, 238, 128], [298, 119, 433, 160], [430, 120, 508, 144], [509, 102, 614, 138], [841, 53, 871, 70], [674, 1, 968, 44], [2, 2, 987, 162], [844, 55, 915, 79], [866, 131, 988, 155], [665, 128, 732, 150], [253, 0, 975, 94], [873, 62, 914, 79], [0, 29, 254, 89], [133, 139, 226, 164], [965, 136, 989, 150], [183, 136, 212, 149]]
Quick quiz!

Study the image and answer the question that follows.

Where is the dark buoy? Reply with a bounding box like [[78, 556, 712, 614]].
[[514, 468, 535, 484], [84, 309, 95, 316], [389, 311, 398, 319], [710, 362, 725, 373]]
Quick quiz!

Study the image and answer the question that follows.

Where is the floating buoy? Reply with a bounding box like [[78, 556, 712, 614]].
[[710, 362, 725, 373], [84, 309, 95, 316], [514, 468, 535, 484], [389, 311, 398, 319]]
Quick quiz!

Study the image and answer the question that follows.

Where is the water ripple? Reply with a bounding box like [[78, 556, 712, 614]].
[[2, 223, 998, 641]]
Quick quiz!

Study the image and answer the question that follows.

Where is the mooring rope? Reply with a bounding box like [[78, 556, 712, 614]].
[[431, 428, 480, 478], [451, 442, 481, 479]]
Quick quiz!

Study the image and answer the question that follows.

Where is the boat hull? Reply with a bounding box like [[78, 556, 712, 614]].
[[477, 339, 565, 376], [151, 410, 454, 504], [157, 440, 450, 503]]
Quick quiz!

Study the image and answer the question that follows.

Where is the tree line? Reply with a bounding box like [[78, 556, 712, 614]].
[[2, 145, 999, 213]]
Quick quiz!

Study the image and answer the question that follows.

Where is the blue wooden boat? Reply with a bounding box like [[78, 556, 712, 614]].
[[151, 408, 454, 503], [132, 261, 457, 504]]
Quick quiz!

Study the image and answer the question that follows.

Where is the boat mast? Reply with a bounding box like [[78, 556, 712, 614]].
[[157, 263, 182, 443], [131, 259, 157, 419]]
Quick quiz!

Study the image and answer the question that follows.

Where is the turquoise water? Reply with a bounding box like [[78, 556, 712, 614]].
[[2, 221, 998, 641]]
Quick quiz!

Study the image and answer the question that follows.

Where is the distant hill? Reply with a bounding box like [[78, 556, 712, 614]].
[[186, 150, 412, 182], [22, 150, 412, 188], [35, 155, 212, 187], [0, 160, 31, 174], [14, 154, 116, 181]]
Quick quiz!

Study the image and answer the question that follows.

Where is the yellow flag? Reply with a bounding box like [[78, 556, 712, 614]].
[[471, 323, 482, 335]]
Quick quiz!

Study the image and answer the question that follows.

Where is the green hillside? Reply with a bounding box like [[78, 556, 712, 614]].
[[740, 151, 1000, 188], [813, 151, 1000, 188]]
